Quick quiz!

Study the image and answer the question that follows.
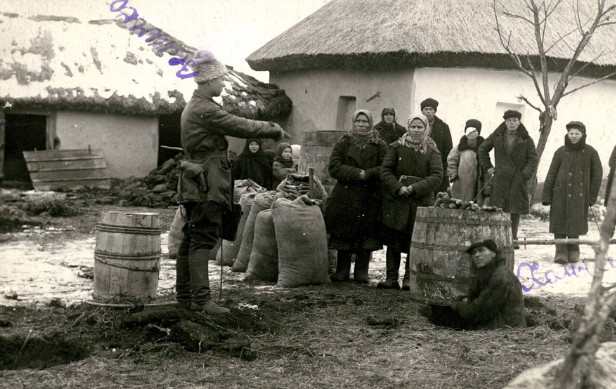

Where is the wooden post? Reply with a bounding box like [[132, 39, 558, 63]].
[[0, 109, 5, 181], [308, 167, 315, 198]]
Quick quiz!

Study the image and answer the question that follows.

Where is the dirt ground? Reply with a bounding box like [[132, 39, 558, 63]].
[[2, 191, 616, 389]]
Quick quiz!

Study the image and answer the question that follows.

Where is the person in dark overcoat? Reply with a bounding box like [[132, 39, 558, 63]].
[[451, 239, 526, 330], [324, 109, 387, 283], [541, 121, 602, 263], [478, 110, 538, 247], [421, 98, 452, 194], [272, 142, 297, 188], [373, 107, 406, 145], [377, 114, 443, 290], [447, 119, 488, 205], [605, 145, 616, 207], [232, 139, 274, 189]]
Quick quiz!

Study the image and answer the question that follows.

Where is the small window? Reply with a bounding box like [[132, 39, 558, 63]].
[[336, 96, 356, 131]]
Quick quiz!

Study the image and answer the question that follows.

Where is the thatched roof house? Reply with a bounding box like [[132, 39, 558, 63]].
[[247, 0, 616, 182], [0, 11, 291, 181]]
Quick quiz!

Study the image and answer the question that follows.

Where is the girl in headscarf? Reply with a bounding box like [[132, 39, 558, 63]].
[[272, 142, 297, 188], [447, 119, 489, 205], [232, 139, 274, 189], [324, 110, 387, 284], [378, 114, 443, 290]]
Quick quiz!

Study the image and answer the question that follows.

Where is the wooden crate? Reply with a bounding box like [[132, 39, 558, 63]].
[[23, 148, 111, 190]]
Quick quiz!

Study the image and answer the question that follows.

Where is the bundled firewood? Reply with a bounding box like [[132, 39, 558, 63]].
[[433, 192, 503, 212]]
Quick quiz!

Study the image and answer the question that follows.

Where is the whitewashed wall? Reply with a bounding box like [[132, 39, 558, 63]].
[[412, 67, 616, 180], [55, 111, 158, 178]]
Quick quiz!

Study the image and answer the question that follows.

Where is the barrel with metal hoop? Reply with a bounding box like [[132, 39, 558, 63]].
[[93, 211, 162, 301], [409, 207, 514, 304]]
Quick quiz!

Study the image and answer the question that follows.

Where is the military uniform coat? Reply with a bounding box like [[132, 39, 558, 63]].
[[541, 135, 602, 235], [478, 123, 538, 214]]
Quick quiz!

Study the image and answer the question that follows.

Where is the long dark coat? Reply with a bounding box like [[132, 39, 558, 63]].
[[428, 116, 453, 193], [456, 255, 526, 330], [374, 121, 406, 145], [380, 140, 442, 252], [605, 146, 616, 207], [541, 135, 602, 235], [478, 123, 538, 214], [324, 134, 387, 249]]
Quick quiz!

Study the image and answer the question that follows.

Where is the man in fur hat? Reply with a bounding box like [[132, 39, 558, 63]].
[[177, 50, 289, 314], [421, 98, 452, 193]]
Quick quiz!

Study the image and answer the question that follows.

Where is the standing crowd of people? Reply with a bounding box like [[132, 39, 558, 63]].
[[175, 50, 604, 329]]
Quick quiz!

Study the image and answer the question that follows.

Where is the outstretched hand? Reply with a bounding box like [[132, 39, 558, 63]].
[[271, 123, 291, 141]]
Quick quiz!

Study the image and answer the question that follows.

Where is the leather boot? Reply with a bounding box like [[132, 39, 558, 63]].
[[377, 249, 401, 289], [353, 251, 371, 284], [189, 249, 212, 305], [175, 239, 192, 306], [330, 250, 352, 282], [402, 254, 411, 291], [190, 300, 230, 314], [568, 244, 580, 263]]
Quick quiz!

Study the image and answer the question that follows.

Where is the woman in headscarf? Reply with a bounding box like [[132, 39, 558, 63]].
[[377, 114, 443, 290], [232, 138, 274, 189], [373, 107, 406, 145], [447, 119, 489, 205], [272, 142, 297, 188], [324, 110, 387, 283], [542, 121, 602, 263]]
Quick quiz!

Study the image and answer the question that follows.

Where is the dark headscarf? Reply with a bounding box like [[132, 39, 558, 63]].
[[273, 142, 294, 168], [232, 139, 273, 189]]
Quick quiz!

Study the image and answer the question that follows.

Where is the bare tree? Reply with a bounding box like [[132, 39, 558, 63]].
[[492, 0, 616, 197]]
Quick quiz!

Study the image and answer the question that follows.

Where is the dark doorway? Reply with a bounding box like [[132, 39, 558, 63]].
[[158, 113, 182, 165], [3, 114, 47, 183]]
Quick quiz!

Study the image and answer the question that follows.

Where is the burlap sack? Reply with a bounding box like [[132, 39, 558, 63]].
[[215, 193, 256, 266], [271, 196, 329, 287], [244, 209, 278, 282], [232, 192, 277, 272]]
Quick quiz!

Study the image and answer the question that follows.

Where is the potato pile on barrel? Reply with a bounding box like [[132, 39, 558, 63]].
[[433, 192, 502, 212]]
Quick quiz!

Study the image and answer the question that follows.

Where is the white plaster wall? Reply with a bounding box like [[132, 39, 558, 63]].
[[270, 69, 414, 143], [412, 67, 616, 180], [55, 111, 158, 178]]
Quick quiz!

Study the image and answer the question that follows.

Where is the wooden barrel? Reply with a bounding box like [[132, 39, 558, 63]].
[[409, 207, 514, 304], [93, 211, 161, 301], [299, 131, 346, 193]]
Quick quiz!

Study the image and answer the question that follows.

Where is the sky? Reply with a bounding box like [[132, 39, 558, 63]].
[[7, 0, 331, 82]]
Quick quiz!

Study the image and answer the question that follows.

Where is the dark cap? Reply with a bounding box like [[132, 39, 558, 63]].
[[421, 98, 439, 111], [503, 110, 522, 120], [566, 121, 586, 134], [466, 239, 499, 254], [465, 119, 482, 134]]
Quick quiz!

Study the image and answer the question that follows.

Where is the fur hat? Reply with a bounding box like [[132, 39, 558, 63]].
[[566, 121, 586, 134], [503, 110, 522, 120], [420, 98, 439, 111], [466, 239, 498, 255], [193, 50, 228, 84], [465, 119, 482, 135]]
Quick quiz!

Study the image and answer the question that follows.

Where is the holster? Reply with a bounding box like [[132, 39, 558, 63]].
[[177, 161, 208, 203]]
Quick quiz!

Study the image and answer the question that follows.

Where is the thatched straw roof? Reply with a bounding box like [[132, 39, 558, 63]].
[[247, 0, 616, 75], [0, 12, 291, 119]]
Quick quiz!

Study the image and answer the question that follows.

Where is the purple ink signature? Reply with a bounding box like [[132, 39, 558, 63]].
[[109, 0, 200, 80], [516, 257, 616, 292]]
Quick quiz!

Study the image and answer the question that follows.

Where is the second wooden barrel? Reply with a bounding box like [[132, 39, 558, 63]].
[[299, 131, 346, 193], [409, 207, 514, 303], [93, 211, 161, 301]]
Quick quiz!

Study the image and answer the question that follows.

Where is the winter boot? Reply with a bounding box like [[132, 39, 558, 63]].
[[353, 251, 371, 284], [377, 249, 401, 289], [402, 255, 411, 291], [554, 244, 568, 264], [330, 250, 352, 282], [567, 244, 580, 263], [189, 249, 213, 305], [175, 239, 192, 307], [190, 299, 230, 314]]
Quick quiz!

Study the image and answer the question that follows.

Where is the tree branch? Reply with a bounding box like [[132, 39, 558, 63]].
[[517, 95, 543, 112], [562, 71, 616, 97]]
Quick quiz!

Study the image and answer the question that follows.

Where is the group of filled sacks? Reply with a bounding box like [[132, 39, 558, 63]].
[[169, 176, 330, 288]]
